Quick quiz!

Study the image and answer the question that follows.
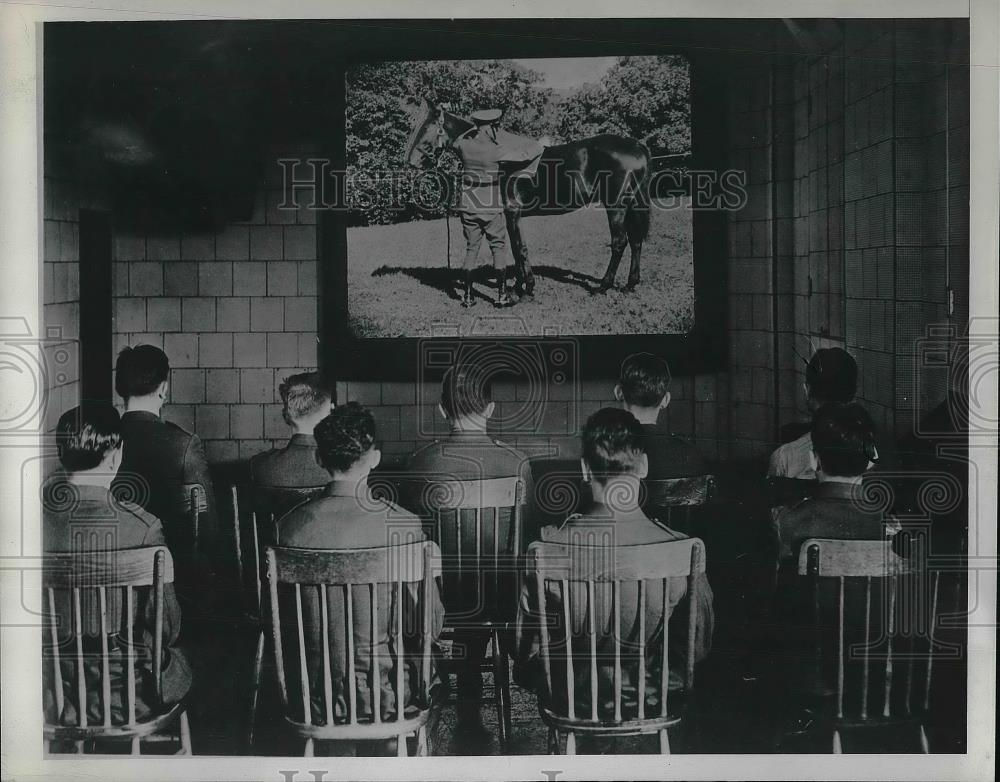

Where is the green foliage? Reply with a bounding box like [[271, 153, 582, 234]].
[[345, 56, 690, 225]]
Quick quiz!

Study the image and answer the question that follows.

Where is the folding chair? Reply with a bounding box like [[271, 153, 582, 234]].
[[421, 476, 524, 747], [525, 537, 706, 754], [231, 483, 325, 748], [265, 542, 439, 756], [798, 537, 941, 753], [43, 546, 192, 755], [176, 483, 209, 554], [642, 475, 715, 532]]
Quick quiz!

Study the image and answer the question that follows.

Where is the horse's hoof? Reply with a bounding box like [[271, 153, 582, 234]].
[[624, 283, 639, 293], [592, 284, 612, 295], [461, 297, 476, 308]]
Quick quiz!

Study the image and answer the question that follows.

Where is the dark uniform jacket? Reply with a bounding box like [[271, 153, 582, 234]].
[[276, 480, 445, 724], [515, 502, 715, 718], [113, 410, 218, 558], [43, 483, 192, 725], [640, 422, 708, 481], [453, 129, 544, 215], [249, 433, 330, 489]]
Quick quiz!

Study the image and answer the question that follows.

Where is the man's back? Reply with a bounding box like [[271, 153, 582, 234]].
[[640, 422, 707, 480], [249, 433, 330, 489]]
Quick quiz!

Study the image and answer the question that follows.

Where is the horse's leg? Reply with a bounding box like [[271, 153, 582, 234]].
[[623, 200, 650, 292], [505, 210, 534, 298], [596, 208, 628, 294]]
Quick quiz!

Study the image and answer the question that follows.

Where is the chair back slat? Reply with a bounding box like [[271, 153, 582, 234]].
[[861, 576, 872, 720], [686, 544, 702, 689], [265, 542, 436, 732], [526, 537, 706, 725], [836, 576, 845, 719], [125, 586, 136, 725], [643, 475, 715, 507], [98, 587, 112, 727], [177, 483, 207, 552], [73, 588, 87, 728], [230, 485, 244, 596], [43, 547, 173, 588], [882, 574, 896, 718], [152, 550, 165, 704], [47, 588, 65, 719], [924, 572, 940, 712]]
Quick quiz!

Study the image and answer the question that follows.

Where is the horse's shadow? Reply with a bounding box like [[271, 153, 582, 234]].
[[371, 265, 506, 302], [531, 264, 603, 292]]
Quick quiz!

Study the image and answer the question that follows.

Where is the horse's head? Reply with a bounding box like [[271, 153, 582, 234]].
[[403, 97, 447, 168]]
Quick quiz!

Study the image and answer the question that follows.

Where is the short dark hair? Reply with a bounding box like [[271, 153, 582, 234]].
[[56, 403, 122, 472], [314, 402, 376, 474], [279, 371, 333, 424], [114, 345, 169, 400], [582, 407, 646, 480], [806, 348, 857, 404], [619, 352, 671, 408], [440, 364, 492, 419], [811, 402, 877, 477]]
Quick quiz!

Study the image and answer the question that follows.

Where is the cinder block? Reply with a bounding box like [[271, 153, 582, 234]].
[[251, 226, 283, 260], [44, 221, 60, 263], [198, 262, 233, 296], [241, 368, 275, 403], [164, 261, 199, 297], [204, 440, 239, 464], [250, 297, 284, 331], [181, 233, 215, 261], [267, 332, 299, 367], [161, 404, 195, 433], [266, 261, 297, 295], [182, 298, 216, 331], [215, 225, 250, 261], [230, 404, 264, 439], [263, 404, 288, 440], [267, 188, 298, 225], [216, 297, 250, 332], [196, 404, 230, 440], [168, 368, 205, 404], [129, 262, 163, 296], [298, 333, 318, 367], [147, 298, 181, 332], [233, 333, 267, 367], [239, 439, 272, 462], [284, 297, 317, 331], [232, 261, 267, 296], [199, 332, 233, 367], [114, 298, 146, 333], [283, 225, 316, 261], [297, 260, 318, 295], [145, 235, 181, 261], [114, 232, 145, 261], [347, 381, 381, 405], [751, 294, 773, 331], [381, 382, 416, 405], [206, 368, 240, 402], [59, 221, 80, 263]]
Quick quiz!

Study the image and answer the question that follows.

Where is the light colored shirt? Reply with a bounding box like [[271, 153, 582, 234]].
[[767, 432, 817, 480]]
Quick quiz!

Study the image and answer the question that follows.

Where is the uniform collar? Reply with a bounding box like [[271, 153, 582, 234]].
[[121, 410, 159, 422], [814, 480, 861, 500], [446, 429, 493, 441], [288, 433, 317, 448], [323, 478, 370, 500]]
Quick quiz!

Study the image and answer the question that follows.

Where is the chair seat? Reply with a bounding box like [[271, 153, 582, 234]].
[[44, 699, 189, 741], [834, 713, 925, 730], [539, 704, 683, 736], [284, 701, 435, 741]]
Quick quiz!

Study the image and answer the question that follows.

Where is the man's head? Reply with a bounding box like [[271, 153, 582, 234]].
[[615, 353, 672, 422], [581, 407, 648, 486], [115, 345, 169, 409], [805, 347, 857, 410], [439, 364, 494, 428], [279, 371, 334, 434], [811, 402, 877, 479], [56, 402, 123, 477], [314, 402, 380, 478], [471, 108, 503, 137]]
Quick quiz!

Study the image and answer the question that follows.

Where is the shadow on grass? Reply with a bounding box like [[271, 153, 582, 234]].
[[372, 265, 512, 303], [531, 264, 603, 292]]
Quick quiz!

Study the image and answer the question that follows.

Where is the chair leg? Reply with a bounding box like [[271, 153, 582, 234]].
[[131, 736, 141, 755], [832, 729, 842, 754], [246, 630, 266, 749], [74, 740, 85, 754], [303, 738, 314, 757], [547, 727, 560, 755], [659, 728, 670, 754], [179, 710, 192, 755], [397, 733, 408, 757], [919, 724, 930, 753], [416, 725, 429, 756], [565, 732, 576, 755], [492, 630, 510, 746]]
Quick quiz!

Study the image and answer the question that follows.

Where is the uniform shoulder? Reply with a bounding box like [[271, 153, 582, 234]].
[[114, 498, 161, 530], [379, 498, 421, 522], [491, 436, 530, 460], [162, 418, 195, 441]]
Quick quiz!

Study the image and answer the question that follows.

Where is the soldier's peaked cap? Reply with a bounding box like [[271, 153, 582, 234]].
[[471, 108, 503, 124]]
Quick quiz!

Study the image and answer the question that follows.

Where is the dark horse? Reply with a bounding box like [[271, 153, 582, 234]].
[[404, 98, 651, 303]]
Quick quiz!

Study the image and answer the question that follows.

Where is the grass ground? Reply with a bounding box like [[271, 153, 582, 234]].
[[347, 199, 694, 338]]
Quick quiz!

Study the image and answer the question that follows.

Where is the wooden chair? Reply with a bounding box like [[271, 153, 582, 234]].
[[642, 475, 715, 532], [525, 536, 706, 754], [230, 483, 326, 748], [43, 546, 192, 755], [176, 483, 208, 554], [797, 537, 941, 753], [420, 476, 524, 747], [265, 541, 439, 756]]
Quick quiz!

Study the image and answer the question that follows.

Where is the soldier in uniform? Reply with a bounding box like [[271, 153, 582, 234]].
[[452, 108, 545, 308], [513, 408, 714, 732], [277, 402, 445, 754], [112, 345, 218, 604], [249, 370, 334, 490], [404, 364, 534, 702]]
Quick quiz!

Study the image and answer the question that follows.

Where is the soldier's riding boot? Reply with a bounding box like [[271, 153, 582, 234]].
[[495, 269, 510, 308], [461, 270, 476, 308]]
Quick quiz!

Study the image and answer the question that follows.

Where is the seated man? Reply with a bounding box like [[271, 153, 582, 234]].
[[404, 363, 533, 698], [768, 347, 858, 480], [515, 408, 714, 721], [615, 352, 707, 479], [43, 403, 192, 728], [250, 371, 334, 489], [112, 345, 218, 565], [277, 403, 445, 749]]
